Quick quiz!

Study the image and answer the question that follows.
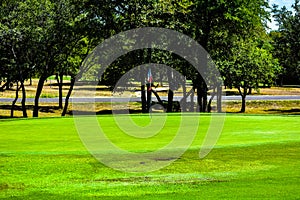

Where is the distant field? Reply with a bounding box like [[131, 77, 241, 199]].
[[1, 100, 299, 118], [1, 79, 300, 99], [1, 114, 299, 199], [0, 79, 299, 117]]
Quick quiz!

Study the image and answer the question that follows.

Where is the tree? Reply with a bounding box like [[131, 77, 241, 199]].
[[221, 39, 281, 112], [61, 0, 121, 115], [22, 0, 110, 117], [0, 0, 34, 117], [272, 0, 300, 85], [29, 0, 78, 117]]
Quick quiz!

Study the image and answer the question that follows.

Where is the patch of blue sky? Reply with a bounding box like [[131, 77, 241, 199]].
[[268, 0, 294, 30]]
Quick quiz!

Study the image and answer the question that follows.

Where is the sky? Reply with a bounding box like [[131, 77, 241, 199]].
[[268, 0, 295, 30]]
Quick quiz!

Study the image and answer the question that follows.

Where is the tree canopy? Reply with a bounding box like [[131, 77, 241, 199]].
[[271, 0, 300, 85], [0, 0, 289, 116]]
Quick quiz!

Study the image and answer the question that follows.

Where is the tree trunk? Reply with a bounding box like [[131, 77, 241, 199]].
[[247, 87, 252, 95], [141, 85, 147, 113], [241, 95, 246, 113], [0, 82, 9, 91], [217, 84, 222, 113], [190, 87, 195, 112], [167, 89, 174, 112], [58, 73, 63, 109], [197, 86, 203, 112], [20, 80, 27, 118], [11, 82, 20, 118], [151, 90, 163, 105], [203, 87, 207, 112], [6, 79, 10, 90], [159, 71, 163, 86], [180, 88, 194, 112], [62, 76, 75, 116], [195, 77, 208, 112], [146, 83, 152, 112], [207, 88, 216, 113], [182, 81, 187, 112], [238, 86, 247, 113], [33, 76, 47, 117]]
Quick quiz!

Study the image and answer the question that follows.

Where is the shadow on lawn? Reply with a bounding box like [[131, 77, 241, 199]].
[[69, 109, 142, 115], [0, 103, 143, 118], [265, 108, 300, 115], [0, 104, 62, 119]]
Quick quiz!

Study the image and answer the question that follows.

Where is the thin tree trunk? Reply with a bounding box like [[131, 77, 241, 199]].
[[247, 87, 252, 95], [159, 71, 163, 86], [11, 82, 20, 118], [146, 83, 152, 112], [167, 68, 174, 112], [207, 88, 216, 113], [20, 80, 27, 118], [62, 76, 75, 116], [0, 82, 9, 91], [58, 73, 63, 109], [6, 79, 10, 90], [190, 87, 195, 112], [151, 90, 163, 105], [167, 89, 174, 112], [180, 88, 194, 111], [241, 96, 246, 113], [217, 84, 222, 113], [33, 76, 47, 117], [238, 86, 247, 113], [141, 85, 147, 113], [182, 80, 187, 112], [203, 86, 207, 112], [197, 86, 203, 112], [195, 77, 208, 112]]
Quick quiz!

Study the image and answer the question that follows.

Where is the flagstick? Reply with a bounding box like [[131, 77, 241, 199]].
[[146, 68, 153, 114]]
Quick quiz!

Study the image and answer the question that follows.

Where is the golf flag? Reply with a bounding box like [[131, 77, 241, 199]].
[[147, 68, 153, 83], [147, 68, 153, 91]]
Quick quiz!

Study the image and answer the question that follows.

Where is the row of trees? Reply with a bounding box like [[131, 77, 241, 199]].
[[0, 0, 299, 117], [271, 0, 300, 86]]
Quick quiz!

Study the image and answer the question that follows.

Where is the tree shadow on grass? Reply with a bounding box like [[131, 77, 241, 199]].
[[265, 108, 300, 115], [0, 103, 144, 118], [0, 104, 62, 119], [69, 109, 142, 116]]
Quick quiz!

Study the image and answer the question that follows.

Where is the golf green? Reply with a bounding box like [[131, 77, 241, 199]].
[[1, 114, 299, 199]]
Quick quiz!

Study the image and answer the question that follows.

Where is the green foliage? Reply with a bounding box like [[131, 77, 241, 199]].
[[271, 0, 300, 85], [218, 38, 281, 112], [223, 39, 281, 90], [0, 0, 292, 116]]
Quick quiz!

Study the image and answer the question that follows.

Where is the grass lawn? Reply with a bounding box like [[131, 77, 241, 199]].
[[0, 114, 299, 199]]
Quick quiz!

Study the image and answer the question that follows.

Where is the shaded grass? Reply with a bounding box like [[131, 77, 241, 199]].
[[1, 100, 300, 119], [0, 102, 142, 118], [0, 114, 299, 199]]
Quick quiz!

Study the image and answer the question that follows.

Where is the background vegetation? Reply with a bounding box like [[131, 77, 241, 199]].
[[0, 0, 299, 117]]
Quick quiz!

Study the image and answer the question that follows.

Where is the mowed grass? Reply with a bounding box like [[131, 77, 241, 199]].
[[0, 114, 299, 199]]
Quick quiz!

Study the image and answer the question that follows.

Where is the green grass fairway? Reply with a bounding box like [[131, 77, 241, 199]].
[[1, 114, 299, 199]]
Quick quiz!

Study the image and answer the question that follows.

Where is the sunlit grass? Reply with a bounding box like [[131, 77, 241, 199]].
[[0, 114, 299, 199]]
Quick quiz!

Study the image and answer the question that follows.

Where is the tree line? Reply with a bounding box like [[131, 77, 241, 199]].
[[0, 0, 299, 117]]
